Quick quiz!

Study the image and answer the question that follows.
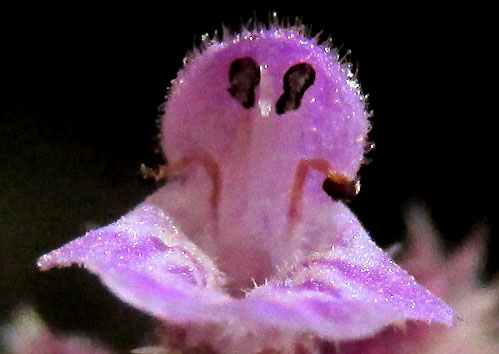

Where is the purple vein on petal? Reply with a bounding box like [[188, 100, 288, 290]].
[[238, 202, 454, 341], [37, 203, 231, 323]]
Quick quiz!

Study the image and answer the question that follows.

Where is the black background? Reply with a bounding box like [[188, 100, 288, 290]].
[[1, 2, 496, 352]]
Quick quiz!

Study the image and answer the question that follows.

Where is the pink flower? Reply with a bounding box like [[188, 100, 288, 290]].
[[37, 26, 455, 353]]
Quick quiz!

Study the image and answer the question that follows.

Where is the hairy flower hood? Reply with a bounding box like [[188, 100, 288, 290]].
[[37, 27, 454, 354]]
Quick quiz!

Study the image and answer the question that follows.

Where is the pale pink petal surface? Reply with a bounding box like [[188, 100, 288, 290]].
[[38, 202, 231, 323], [320, 205, 499, 354]]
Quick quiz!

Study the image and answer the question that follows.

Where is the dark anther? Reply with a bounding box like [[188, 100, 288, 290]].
[[228, 57, 261, 108], [276, 62, 316, 115], [322, 173, 360, 201]]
